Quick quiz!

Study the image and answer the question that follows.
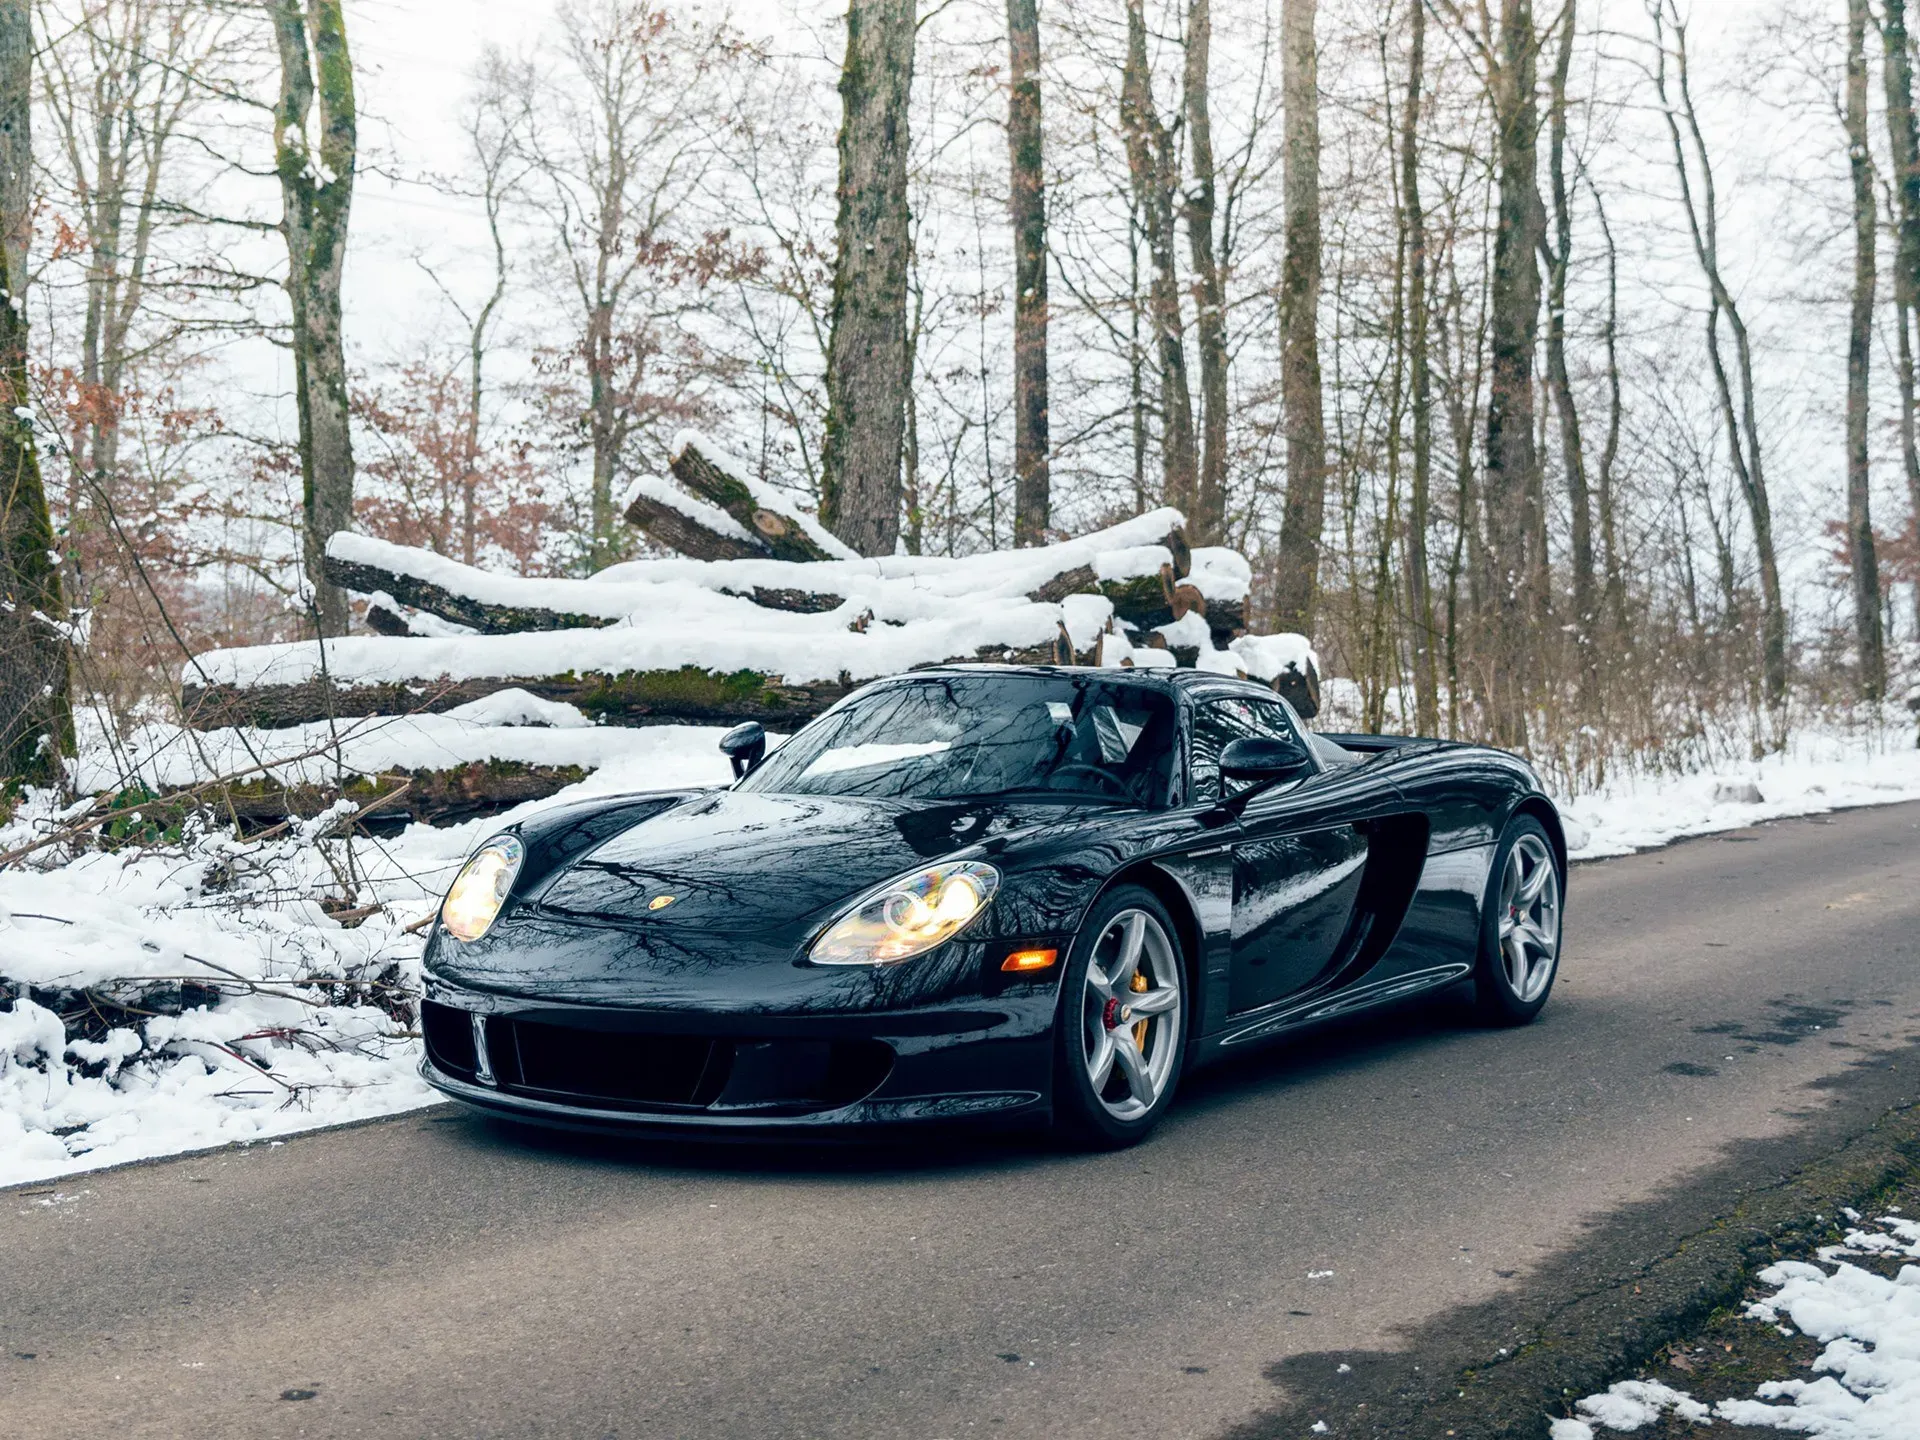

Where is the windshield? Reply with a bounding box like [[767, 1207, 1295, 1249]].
[[739, 673, 1176, 806]]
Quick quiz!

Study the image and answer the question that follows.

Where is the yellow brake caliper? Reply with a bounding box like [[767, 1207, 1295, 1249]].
[[1131, 969, 1150, 1050]]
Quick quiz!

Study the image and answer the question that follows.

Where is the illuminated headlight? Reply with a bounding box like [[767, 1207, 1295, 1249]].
[[810, 861, 1000, 966], [439, 835, 525, 943]]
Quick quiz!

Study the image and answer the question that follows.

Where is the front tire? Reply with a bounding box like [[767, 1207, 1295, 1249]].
[[1473, 815, 1564, 1025], [1052, 886, 1188, 1149]]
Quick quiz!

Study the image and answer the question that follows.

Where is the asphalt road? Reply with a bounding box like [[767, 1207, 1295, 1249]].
[[5, 801, 1920, 1440]]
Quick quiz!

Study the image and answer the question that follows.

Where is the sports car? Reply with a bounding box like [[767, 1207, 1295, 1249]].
[[419, 665, 1567, 1147]]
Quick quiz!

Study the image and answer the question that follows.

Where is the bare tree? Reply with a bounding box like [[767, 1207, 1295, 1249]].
[[1540, 0, 1597, 708], [419, 65, 525, 567], [821, 0, 916, 556], [1006, 0, 1049, 546], [0, 0, 71, 782], [1883, 0, 1920, 639], [1650, 0, 1789, 721], [1183, 0, 1229, 545], [38, 0, 224, 487], [1120, 0, 1196, 521], [270, 0, 357, 637], [502, 4, 739, 571], [1843, 0, 1884, 699], [1400, 0, 1438, 735], [1271, 0, 1325, 633]]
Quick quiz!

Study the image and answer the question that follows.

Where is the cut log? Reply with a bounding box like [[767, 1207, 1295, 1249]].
[[1099, 564, 1245, 648], [331, 533, 852, 635], [325, 545, 618, 635], [669, 436, 841, 563], [734, 586, 845, 614], [196, 760, 590, 829], [183, 669, 858, 731], [1271, 656, 1321, 719], [622, 480, 770, 562], [181, 640, 1066, 732], [363, 601, 412, 636]]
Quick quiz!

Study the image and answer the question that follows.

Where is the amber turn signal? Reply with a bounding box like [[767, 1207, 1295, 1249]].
[[1000, 948, 1058, 973]]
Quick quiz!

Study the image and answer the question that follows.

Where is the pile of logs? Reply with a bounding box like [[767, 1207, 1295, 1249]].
[[176, 433, 1319, 821]]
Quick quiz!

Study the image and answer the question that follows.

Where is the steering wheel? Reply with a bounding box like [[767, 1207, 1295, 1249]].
[[1046, 763, 1131, 797]]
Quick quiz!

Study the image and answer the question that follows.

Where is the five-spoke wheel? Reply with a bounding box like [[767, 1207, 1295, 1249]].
[[1475, 815, 1564, 1024], [1053, 886, 1188, 1146], [1080, 908, 1183, 1121]]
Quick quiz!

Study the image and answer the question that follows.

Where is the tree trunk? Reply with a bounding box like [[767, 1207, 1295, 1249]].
[[1006, 0, 1049, 547], [1653, 3, 1788, 721], [1272, 0, 1325, 634], [1183, 0, 1229, 546], [1120, 0, 1196, 523], [821, 0, 916, 558], [1540, 1, 1597, 709], [1589, 175, 1630, 651], [0, 0, 71, 785], [272, 0, 357, 638], [1482, 0, 1545, 748], [1845, 0, 1886, 700], [1401, 0, 1438, 736], [1883, 0, 1920, 639]]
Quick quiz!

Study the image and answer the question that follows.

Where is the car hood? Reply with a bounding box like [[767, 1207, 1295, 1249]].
[[523, 788, 1097, 936]]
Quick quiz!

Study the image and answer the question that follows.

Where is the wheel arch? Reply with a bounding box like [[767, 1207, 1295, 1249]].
[[1510, 796, 1568, 877], [1094, 860, 1206, 1002]]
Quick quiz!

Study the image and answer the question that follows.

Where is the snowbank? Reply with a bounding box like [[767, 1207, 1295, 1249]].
[[1, 724, 739, 1188], [1559, 725, 1920, 860]]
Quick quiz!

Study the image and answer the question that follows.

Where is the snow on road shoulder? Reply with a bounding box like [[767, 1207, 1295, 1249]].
[[0, 725, 739, 1190], [1552, 1214, 1920, 1438], [1558, 723, 1920, 860]]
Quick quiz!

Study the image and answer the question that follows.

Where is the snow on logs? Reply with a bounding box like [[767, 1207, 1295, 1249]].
[[624, 432, 857, 564], [188, 437, 1317, 735], [181, 600, 1076, 730]]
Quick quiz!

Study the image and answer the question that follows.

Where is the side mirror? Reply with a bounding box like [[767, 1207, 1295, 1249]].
[[719, 721, 767, 779], [1219, 735, 1313, 784]]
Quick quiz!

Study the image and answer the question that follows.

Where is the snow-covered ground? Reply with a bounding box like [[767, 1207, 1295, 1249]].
[[1552, 1210, 1920, 1438], [3, 712, 1919, 1188], [1559, 723, 1920, 860]]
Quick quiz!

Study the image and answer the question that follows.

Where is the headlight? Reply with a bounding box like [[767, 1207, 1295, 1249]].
[[810, 861, 1000, 966], [440, 835, 525, 942]]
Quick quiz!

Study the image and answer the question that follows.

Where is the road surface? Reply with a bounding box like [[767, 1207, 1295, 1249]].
[[5, 801, 1919, 1439]]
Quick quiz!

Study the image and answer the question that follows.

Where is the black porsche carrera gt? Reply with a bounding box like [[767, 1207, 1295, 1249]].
[[419, 665, 1566, 1147]]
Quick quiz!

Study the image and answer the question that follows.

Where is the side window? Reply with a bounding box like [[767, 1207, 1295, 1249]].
[[1189, 697, 1301, 805]]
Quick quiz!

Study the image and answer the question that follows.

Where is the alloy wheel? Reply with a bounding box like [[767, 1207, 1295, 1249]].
[[1498, 833, 1561, 1003], [1080, 908, 1183, 1121]]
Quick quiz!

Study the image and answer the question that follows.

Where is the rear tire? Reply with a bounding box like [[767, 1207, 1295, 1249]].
[[1472, 815, 1564, 1026], [1051, 886, 1188, 1150]]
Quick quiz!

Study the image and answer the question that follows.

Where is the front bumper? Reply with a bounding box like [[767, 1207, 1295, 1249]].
[[417, 967, 1061, 1137]]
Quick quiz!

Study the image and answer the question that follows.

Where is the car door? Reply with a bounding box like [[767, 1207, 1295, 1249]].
[[1190, 698, 1373, 1015]]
